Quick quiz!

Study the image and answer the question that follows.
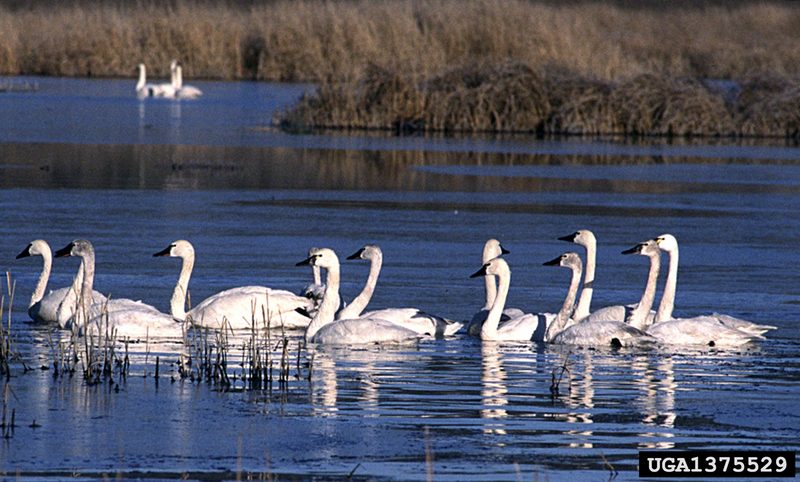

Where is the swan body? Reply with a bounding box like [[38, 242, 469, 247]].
[[16, 240, 107, 325], [469, 257, 547, 341], [171, 63, 203, 99], [298, 248, 421, 345], [153, 240, 314, 330], [559, 229, 656, 324], [467, 239, 527, 336], [545, 243, 656, 347], [136, 63, 174, 98], [654, 234, 775, 336], [339, 245, 462, 337], [54, 239, 183, 338]]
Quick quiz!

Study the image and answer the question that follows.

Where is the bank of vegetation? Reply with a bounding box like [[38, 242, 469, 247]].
[[1, 0, 798, 136]]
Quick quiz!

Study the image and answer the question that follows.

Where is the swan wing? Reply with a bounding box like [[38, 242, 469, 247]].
[[710, 312, 777, 336], [647, 316, 761, 346], [177, 85, 203, 98], [468, 307, 525, 337], [492, 313, 547, 341], [88, 308, 183, 340], [362, 308, 463, 337], [312, 317, 422, 345], [189, 286, 313, 330], [551, 320, 653, 347]]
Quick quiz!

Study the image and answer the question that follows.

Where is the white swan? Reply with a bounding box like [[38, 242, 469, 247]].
[[153, 240, 314, 330], [560, 229, 655, 325], [469, 257, 547, 341], [54, 240, 183, 339], [171, 63, 203, 99], [467, 239, 527, 336], [336, 245, 462, 337], [136, 63, 174, 98], [297, 248, 421, 345], [16, 239, 107, 325], [544, 243, 656, 347], [644, 234, 769, 346]]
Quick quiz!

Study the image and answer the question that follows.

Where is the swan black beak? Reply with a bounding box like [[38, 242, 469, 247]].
[[295, 307, 312, 319], [153, 245, 172, 257], [500, 245, 510, 255], [296, 256, 314, 267], [558, 232, 578, 242], [54, 242, 75, 258], [621, 243, 645, 255], [346, 248, 365, 260], [543, 255, 562, 266], [470, 264, 489, 278], [15, 244, 32, 259]]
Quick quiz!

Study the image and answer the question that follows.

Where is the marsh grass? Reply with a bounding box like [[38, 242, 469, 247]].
[[1, 1, 799, 82]]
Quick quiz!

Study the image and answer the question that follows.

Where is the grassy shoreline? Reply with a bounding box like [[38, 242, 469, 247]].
[[2, 0, 799, 137]]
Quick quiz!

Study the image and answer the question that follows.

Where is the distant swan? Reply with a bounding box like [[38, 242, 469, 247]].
[[467, 239, 527, 336], [136, 63, 174, 98], [469, 257, 547, 341], [171, 63, 203, 99], [337, 244, 462, 337], [297, 248, 421, 345], [560, 229, 655, 325], [16, 239, 107, 326], [543, 243, 656, 347], [644, 234, 770, 346], [153, 240, 313, 330], [54, 239, 182, 339]]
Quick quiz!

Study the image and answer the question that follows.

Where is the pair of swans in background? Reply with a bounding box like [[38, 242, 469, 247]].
[[136, 60, 202, 99], [297, 246, 462, 345], [557, 230, 774, 346]]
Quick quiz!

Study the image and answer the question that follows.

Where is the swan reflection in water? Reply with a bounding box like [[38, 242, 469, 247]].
[[480, 342, 509, 436], [633, 355, 677, 449], [308, 347, 388, 417]]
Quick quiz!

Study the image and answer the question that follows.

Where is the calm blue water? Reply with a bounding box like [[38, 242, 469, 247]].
[[0, 77, 798, 480]]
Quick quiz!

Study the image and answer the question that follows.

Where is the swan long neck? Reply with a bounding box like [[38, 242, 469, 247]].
[[31, 247, 53, 308], [546, 265, 582, 342], [57, 256, 86, 323], [305, 263, 341, 341], [312, 265, 321, 286], [481, 269, 509, 340], [137, 65, 146, 90], [655, 248, 678, 323], [337, 252, 381, 320], [174, 65, 183, 89], [628, 254, 660, 330], [171, 251, 194, 321], [483, 272, 497, 311], [574, 239, 595, 321], [74, 250, 95, 329]]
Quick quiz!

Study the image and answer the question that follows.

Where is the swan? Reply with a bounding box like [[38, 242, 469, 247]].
[[467, 239, 527, 336], [469, 257, 547, 341], [54, 240, 183, 339], [153, 240, 314, 330], [172, 63, 203, 99], [336, 244, 462, 337], [543, 243, 657, 347], [643, 234, 770, 346], [297, 248, 421, 345], [135, 63, 174, 98], [298, 247, 326, 304], [560, 229, 656, 325], [16, 239, 107, 325]]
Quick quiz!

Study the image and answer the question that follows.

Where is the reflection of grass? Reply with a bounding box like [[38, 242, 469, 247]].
[[1, 1, 798, 82]]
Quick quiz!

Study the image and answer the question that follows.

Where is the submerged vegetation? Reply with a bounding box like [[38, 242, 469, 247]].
[[1, 0, 799, 135]]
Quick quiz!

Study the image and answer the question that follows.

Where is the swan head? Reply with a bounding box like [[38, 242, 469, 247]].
[[543, 252, 582, 272], [54, 239, 93, 258], [482, 238, 509, 262], [296, 247, 339, 269], [153, 239, 194, 258], [558, 229, 596, 248], [346, 244, 382, 261], [470, 256, 510, 279], [621, 239, 659, 258], [170, 59, 178, 72], [655, 233, 678, 253], [16, 239, 50, 259]]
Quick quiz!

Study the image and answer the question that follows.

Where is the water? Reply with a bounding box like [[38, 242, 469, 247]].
[[0, 77, 799, 480]]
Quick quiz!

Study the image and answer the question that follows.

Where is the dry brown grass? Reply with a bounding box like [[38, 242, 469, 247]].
[[1, 0, 799, 82]]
